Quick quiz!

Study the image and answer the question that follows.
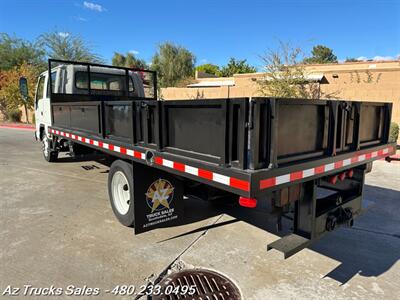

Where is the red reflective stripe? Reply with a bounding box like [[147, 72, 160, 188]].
[[290, 171, 303, 181], [314, 165, 325, 174], [133, 151, 141, 159], [98, 141, 103, 147], [173, 162, 185, 172], [378, 149, 384, 156], [108, 144, 114, 151], [198, 169, 213, 180], [89, 139, 94, 145], [365, 153, 372, 159], [334, 160, 343, 169], [230, 178, 250, 191], [154, 156, 163, 165], [351, 156, 359, 163], [260, 177, 276, 189], [120, 147, 127, 154]]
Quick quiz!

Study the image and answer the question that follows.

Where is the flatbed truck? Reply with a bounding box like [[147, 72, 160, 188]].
[[25, 59, 396, 258]]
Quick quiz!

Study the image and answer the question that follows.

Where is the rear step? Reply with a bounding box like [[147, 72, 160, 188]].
[[267, 234, 311, 259]]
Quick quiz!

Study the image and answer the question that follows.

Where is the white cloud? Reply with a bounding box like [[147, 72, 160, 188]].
[[129, 50, 139, 55], [372, 55, 394, 61], [74, 16, 88, 22], [83, 1, 105, 12], [58, 32, 70, 38], [355, 55, 397, 62]]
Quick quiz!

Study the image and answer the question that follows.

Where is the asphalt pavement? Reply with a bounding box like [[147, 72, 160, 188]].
[[0, 127, 399, 300]]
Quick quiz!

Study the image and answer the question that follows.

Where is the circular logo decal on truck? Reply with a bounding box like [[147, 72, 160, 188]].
[[145, 179, 175, 213]]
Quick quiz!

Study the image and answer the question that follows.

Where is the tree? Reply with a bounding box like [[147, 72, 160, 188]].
[[151, 42, 195, 87], [0, 62, 38, 123], [258, 41, 323, 99], [345, 57, 359, 62], [303, 45, 338, 64], [111, 52, 147, 69], [219, 58, 256, 77], [195, 63, 220, 76], [0, 33, 45, 70], [38, 31, 103, 63]]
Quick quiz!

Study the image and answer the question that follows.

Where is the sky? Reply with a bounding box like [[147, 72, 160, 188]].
[[0, 0, 399, 69]]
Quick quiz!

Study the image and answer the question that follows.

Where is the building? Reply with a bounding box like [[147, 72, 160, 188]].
[[161, 60, 400, 130]]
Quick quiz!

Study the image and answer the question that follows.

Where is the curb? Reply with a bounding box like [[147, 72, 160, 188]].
[[0, 124, 35, 131]]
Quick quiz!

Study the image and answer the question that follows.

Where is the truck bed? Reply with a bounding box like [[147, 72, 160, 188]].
[[49, 96, 395, 198]]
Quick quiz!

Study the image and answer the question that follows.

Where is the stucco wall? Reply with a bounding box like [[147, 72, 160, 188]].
[[161, 61, 400, 129]]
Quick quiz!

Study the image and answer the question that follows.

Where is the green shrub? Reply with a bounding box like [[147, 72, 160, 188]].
[[389, 122, 399, 143], [7, 108, 22, 122]]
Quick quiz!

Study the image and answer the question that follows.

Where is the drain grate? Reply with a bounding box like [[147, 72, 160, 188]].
[[152, 269, 241, 300]]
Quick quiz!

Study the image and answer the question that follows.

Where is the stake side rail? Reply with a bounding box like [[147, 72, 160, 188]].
[[49, 127, 395, 199]]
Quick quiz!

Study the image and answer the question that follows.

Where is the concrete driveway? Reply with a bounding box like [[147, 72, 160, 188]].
[[0, 127, 399, 300]]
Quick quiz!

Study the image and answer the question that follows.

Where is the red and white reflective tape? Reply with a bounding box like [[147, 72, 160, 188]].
[[153, 156, 250, 191], [49, 128, 250, 192], [259, 146, 395, 190], [49, 129, 146, 160]]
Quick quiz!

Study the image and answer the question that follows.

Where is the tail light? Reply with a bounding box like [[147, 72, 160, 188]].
[[239, 197, 257, 208]]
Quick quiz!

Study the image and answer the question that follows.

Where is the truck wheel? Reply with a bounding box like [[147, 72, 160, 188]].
[[42, 136, 58, 162], [108, 160, 135, 227]]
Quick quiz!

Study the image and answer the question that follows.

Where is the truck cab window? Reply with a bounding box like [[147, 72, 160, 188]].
[[36, 76, 45, 100], [47, 71, 57, 96], [75, 71, 135, 93]]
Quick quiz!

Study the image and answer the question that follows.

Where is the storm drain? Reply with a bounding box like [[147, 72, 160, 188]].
[[152, 269, 241, 300]]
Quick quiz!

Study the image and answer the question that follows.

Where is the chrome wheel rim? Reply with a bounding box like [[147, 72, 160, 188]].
[[111, 171, 131, 215]]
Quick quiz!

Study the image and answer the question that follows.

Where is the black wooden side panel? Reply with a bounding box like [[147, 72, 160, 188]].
[[161, 100, 229, 164], [277, 103, 327, 158], [359, 104, 383, 143], [167, 107, 224, 156], [52, 105, 70, 127], [104, 102, 133, 141], [70, 104, 100, 134]]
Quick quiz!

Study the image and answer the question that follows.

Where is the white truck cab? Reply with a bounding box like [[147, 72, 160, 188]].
[[34, 64, 146, 149]]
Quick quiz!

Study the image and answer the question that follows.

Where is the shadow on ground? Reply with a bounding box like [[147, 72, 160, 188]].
[[160, 184, 400, 284], [54, 153, 400, 285]]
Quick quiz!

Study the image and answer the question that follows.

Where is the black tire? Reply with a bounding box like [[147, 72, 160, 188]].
[[42, 136, 58, 162], [108, 160, 135, 227]]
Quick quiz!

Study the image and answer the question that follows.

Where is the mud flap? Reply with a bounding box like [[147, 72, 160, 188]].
[[133, 163, 184, 234]]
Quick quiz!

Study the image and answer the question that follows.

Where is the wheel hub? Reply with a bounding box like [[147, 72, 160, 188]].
[[111, 171, 131, 215]]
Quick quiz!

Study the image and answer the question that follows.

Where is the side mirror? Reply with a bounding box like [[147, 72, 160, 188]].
[[19, 77, 28, 101]]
